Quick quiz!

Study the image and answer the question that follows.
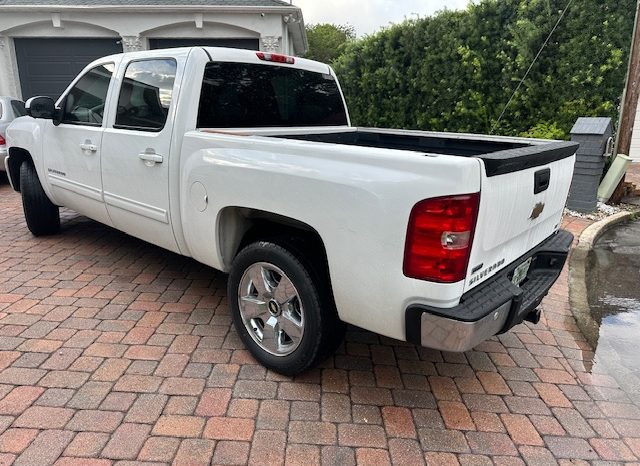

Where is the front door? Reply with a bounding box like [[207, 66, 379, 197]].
[[101, 57, 180, 253], [43, 62, 117, 225]]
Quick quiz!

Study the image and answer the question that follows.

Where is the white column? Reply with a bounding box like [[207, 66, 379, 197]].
[[0, 37, 20, 98]]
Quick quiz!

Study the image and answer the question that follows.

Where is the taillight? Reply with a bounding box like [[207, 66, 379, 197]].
[[0, 135, 5, 145], [404, 193, 480, 283], [256, 52, 295, 64]]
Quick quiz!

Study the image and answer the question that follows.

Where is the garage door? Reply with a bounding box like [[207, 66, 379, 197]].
[[14, 38, 123, 100], [149, 38, 259, 51]]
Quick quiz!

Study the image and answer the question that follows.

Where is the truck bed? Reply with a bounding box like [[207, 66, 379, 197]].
[[278, 127, 578, 177]]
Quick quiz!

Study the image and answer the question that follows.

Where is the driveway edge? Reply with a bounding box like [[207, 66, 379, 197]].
[[568, 211, 637, 348]]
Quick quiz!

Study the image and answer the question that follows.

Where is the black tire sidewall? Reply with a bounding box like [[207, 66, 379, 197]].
[[228, 242, 326, 376], [19, 161, 60, 236]]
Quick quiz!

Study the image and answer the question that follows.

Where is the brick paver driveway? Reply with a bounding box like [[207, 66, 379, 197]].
[[0, 181, 639, 466]]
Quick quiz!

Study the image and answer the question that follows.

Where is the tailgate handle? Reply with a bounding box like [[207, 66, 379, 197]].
[[534, 169, 551, 194]]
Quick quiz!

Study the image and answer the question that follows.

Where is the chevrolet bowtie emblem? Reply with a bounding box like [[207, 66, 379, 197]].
[[530, 202, 545, 220]]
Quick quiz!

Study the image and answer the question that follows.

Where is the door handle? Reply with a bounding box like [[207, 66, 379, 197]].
[[79, 142, 98, 153], [139, 150, 163, 166]]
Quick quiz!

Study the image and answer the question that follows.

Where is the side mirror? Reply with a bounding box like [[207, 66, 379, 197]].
[[25, 96, 57, 121]]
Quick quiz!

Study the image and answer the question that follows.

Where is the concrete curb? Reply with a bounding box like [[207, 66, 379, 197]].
[[568, 211, 638, 349]]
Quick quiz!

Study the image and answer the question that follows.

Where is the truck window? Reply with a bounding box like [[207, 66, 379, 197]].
[[61, 63, 114, 126], [11, 100, 26, 117], [197, 62, 348, 128], [114, 59, 177, 132]]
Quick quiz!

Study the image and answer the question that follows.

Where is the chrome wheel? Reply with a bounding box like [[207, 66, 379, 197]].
[[237, 262, 305, 357]]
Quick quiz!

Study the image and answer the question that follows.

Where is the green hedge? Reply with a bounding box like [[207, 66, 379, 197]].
[[333, 0, 634, 139]]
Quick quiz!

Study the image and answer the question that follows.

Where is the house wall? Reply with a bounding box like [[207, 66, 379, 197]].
[[0, 9, 302, 99]]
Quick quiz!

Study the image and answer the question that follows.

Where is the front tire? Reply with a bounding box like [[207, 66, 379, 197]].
[[228, 241, 343, 376], [20, 161, 60, 236]]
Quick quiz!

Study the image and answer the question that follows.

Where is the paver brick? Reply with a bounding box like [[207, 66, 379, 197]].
[[544, 436, 599, 460], [288, 421, 337, 445], [338, 424, 387, 448], [0, 386, 44, 415], [152, 415, 205, 438], [203, 417, 255, 441], [66, 410, 124, 432], [101, 423, 151, 459], [13, 406, 74, 429], [63, 432, 110, 457], [0, 428, 39, 454], [466, 432, 518, 456], [500, 414, 544, 446], [173, 438, 215, 466], [13, 429, 74, 466], [138, 436, 181, 462]]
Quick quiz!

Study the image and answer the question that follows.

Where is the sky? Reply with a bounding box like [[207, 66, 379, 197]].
[[293, 0, 473, 36]]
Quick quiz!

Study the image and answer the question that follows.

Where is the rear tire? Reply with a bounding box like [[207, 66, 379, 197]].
[[228, 240, 344, 376], [20, 161, 60, 236]]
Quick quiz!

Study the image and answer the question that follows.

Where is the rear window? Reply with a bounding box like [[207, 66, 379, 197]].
[[197, 62, 348, 128]]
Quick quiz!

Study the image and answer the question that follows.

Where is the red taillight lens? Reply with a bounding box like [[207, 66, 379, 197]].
[[256, 52, 295, 64], [404, 193, 480, 283], [0, 135, 5, 145]]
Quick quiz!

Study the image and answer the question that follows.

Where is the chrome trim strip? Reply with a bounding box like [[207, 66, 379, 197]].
[[420, 301, 511, 352], [104, 192, 169, 224], [48, 174, 102, 202]]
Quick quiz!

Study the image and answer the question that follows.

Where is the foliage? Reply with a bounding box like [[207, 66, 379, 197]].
[[305, 23, 356, 64], [331, 0, 635, 139], [520, 121, 567, 140]]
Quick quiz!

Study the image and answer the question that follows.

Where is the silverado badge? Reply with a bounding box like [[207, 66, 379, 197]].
[[530, 202, 545, 220]]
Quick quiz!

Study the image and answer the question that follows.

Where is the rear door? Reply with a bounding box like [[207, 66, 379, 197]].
[[464, 152, 576, 292], [101, 54, 184, 253]]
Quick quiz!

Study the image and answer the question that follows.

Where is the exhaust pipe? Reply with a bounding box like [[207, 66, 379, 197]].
[[525, 309, 541, 325]]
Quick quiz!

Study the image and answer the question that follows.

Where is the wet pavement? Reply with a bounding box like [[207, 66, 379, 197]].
[[588, 220, 640, 401]]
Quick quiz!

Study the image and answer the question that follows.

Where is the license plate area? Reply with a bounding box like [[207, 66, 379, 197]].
[[511, 257, 532, 287]]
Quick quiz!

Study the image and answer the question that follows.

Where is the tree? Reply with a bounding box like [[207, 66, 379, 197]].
[[305, 23, 356, 64], [332, 0, 635, 139]]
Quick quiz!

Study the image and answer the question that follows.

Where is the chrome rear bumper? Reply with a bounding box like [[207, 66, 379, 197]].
[[406, 229, 574, 352]]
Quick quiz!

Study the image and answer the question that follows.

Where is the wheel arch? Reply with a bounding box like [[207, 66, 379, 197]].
[[6, 147, 33, 192], [218, 207, 332, 286]]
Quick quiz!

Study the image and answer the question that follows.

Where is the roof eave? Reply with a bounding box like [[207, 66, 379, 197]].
[[0, 4, 301, 13]]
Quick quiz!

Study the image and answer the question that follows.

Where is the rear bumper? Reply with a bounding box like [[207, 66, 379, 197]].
[[405, 229, 573, 352], [0, 148, 6, 171]]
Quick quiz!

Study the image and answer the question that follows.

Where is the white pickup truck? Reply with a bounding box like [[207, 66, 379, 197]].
[[5, 47, 577, 375]]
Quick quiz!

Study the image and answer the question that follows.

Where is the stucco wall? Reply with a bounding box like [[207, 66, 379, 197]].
[[0, 8, 303, 99]]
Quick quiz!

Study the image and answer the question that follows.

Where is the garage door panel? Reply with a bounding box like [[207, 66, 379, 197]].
[[15, 38, 122, 100], [149, 38, 259, 50]]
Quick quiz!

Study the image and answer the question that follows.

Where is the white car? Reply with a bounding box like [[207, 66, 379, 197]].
[[0, 96, 26, 171], [5, 47, 577, 375]]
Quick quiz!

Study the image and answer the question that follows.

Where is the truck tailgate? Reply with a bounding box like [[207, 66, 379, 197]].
[[464, 147, 576, 292]]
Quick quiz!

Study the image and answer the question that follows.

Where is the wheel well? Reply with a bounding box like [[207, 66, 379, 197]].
[[219, 207, 332, 284], [6, 147, 32, 192]]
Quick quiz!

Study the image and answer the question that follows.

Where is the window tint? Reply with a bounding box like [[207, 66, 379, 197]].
[[11, 100, 26, 117], [62, 63, 114, 126], [197, 62, 348, 128], [115, 59, 177, 131]]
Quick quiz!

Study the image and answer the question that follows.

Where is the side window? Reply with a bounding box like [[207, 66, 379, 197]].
[[11, 100, 26, 117], [114, 59, 177, 132], [61, 63, 114, 126]]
